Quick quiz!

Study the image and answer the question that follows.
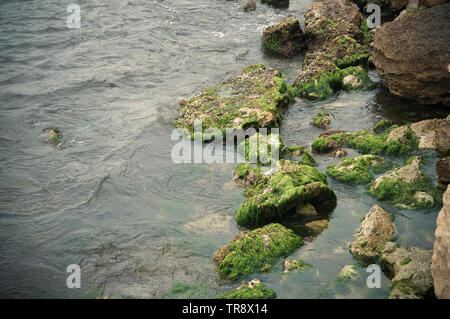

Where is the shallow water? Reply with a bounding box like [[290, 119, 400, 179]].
[[0, 0, 448, 298]]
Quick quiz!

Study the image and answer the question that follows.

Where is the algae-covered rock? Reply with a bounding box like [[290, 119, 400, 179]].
[[305, 219, 329, 235], [369, 156, 440, 208], [176, 64, 294, 134], [326, 155, 388, 185], [381, 241, 434, 299], [213, 223, 303, 281], [233, 163, 263, 189], [282, 145, 317, 166], [311, 125, 418, 155], [243, 0, 256, 11], [238, 133, 282, 165], [262, 18, 306, 57], [338, 265, 359, 281], [284, 259, 312, 273], [217, 279, 276, 299], [46, 128, 62, 146], [311, 113, 331, 129], [350, 205, 395, 261], [236, 160, 337, 227], [373, 119, 394, 133]]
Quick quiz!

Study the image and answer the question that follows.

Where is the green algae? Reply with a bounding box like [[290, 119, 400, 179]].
[[311, 112, 331, 129], [162, 282, 210, 299], [217, 280, 276, 299], [373, 119, 393, 133], [214, 223, 303, 281], [238, 133, 283, 165]]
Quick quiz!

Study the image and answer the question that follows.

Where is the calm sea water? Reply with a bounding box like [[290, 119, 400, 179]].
[[0, 0, 447, 298]]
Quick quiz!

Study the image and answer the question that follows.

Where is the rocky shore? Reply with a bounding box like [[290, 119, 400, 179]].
[[173, 0, 449, 299]]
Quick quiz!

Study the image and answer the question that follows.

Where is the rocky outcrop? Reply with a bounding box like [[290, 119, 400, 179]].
[[380, 241, 434, 299], [176, 64, 294, 134], [216, 278, 276, 299], [436, 157, 450, 189], [262, 18, 306, 57], [236, 160, 337, 227], [213, 223, 303, 280], [350, 205, 395, 260], [294, 0, 375, 100], [369, 156, 439, 208], [372, 4, 450, 106], [432, 185, 450, 298]]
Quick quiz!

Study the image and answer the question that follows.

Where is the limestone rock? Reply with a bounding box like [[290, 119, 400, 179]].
[[436, 157, 450, 189]]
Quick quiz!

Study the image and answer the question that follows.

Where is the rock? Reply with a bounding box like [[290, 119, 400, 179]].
[[294, 0, 374, 100], [236, 160, 337, 227], [261, 0, 289, 8], [233, 164, 263, 189], [243, 0, 256, 11], [305, 219, 329, 235], [311, 113, 331, 129], [410, 116, 450, 153], [175, 64, 293, 134], [372, 4, 450, 106], [238, 133, 283, 165], [326, 154, 388, 185], [381, 241, 434, 298], [350, 0, 408, 14], [338, 265, 359, 281], [216, 278, 276, 299], [432, 185, 450, 298], [284, 259, 312, 273], [46, 128, 62, 145], [296, 203, 318, 217], [213, 223, 303, 280], [369, 156, 439, 208], [436, 157, 450, 189], [262, 18, 306, 57], [350, 205, 395, 260], [282, 145, 317, 166], [373, 119, 393, 133], [333, 149, 348, 157]]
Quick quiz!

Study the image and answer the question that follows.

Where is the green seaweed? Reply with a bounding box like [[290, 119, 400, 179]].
[[326, 155, 388, 185], [217, 281, 276, 299]]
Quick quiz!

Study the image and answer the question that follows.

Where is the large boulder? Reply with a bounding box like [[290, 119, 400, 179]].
[[432, 185, 450, 298], [380, 241, 434, 299], [262, 18, 306, 57], [372, 4, 450, 106], [350, 205, 395, 260]]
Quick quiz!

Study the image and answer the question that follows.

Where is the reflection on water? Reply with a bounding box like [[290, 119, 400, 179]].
[[0, 0, 446, 298]]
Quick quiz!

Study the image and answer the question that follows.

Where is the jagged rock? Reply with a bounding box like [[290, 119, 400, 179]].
[[381, 241, 434, 298], [305, 219, 329, 235], [216, 278, 276, 299], [326, 155, 387, 185], [243, 0, 256, 11], [213, 223, 303, 280], [284, 259, 312, 273], [350, 205, 395, 260], [372, 4, 450, 105], [369, 156, 440, 208], [262, 18, 306, 57], [236, 160, 337, 227], [436, 157, 450, 189], [175, 64, 293, 134], [432, 185, 450, 298]]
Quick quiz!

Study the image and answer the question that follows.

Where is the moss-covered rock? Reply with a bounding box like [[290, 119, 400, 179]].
[[284, 259, 312, 273], [311, 112, 331, 129], [369, 156, 441, 208], [282, 145, 317, 166], [311, 126, 419, 155], [326, 154, 388, 185], [46, 128, 62, 145], [262, 18, 306, 57], [238, 133, 283, 165], [216, 279, 276, 299], [243, 0, 256, 11], [338, 265, 359, 281], [373, 119, 393, 133], [236, 160, 337, 227], [233, 163, 263, 189], [162, 282, 210, 299], [213, 223, 303, 281], [175, 64, 294, 135]]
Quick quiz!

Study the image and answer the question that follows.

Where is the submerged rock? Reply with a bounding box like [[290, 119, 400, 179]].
[[243, 0, 256, 11], [46, 128, 62, 146], [372, 4, 450, 106], [350, 205, 395, 260], [236, 160, 337, 227], [338, 265, 359, 281], [282, 145, 317, 166], [326, 154, 388, 185], [262, 18, 306, 57], [217, 278, 276, 299], [175, 64, 294, 135], [213, 223, 303, 281], [380, 241, 434, 299], [284, 259, 312, 273], [305, 219, 329, 235], [311, 113, 331, 129], [295, 202, 318, 217], [432, 185, 450, 298], [436, 157, 450, 189], [373, 119, 393, 133], [369, 156, 440, 208]]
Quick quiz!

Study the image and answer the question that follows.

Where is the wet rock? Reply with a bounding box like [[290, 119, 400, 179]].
[[175, 64, 294, 135], [213, 223, 303, 280], [296, 203, 318, 217], [262, 18, 306, 57], [305, 219, 329, 235], [338, 265, 359, 281], [281, 145, 316, 166], [373, 119, 393, 133], [410, 116, 450, 153], [46, 128, 62, 145], [369, 156, 440, 208], [436, 157, 450, 189], [233, 164, 263, 189], [380, 241, 434, 298], [306, 0, 363, 26], [432, 185, 450, 298], [236, 160, 337, 227], [333, 149, 348, 157], [217, 278, 276, 299], [284, 259, 312, 273], [243, 0, 256, 11], [238, 133, 283, 165], [326, 154, 388, 185], [311, 113, 331, 129], [372, 4, 450, 106], [350, 205, 395, 260], [261, 0, 289, 8]]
